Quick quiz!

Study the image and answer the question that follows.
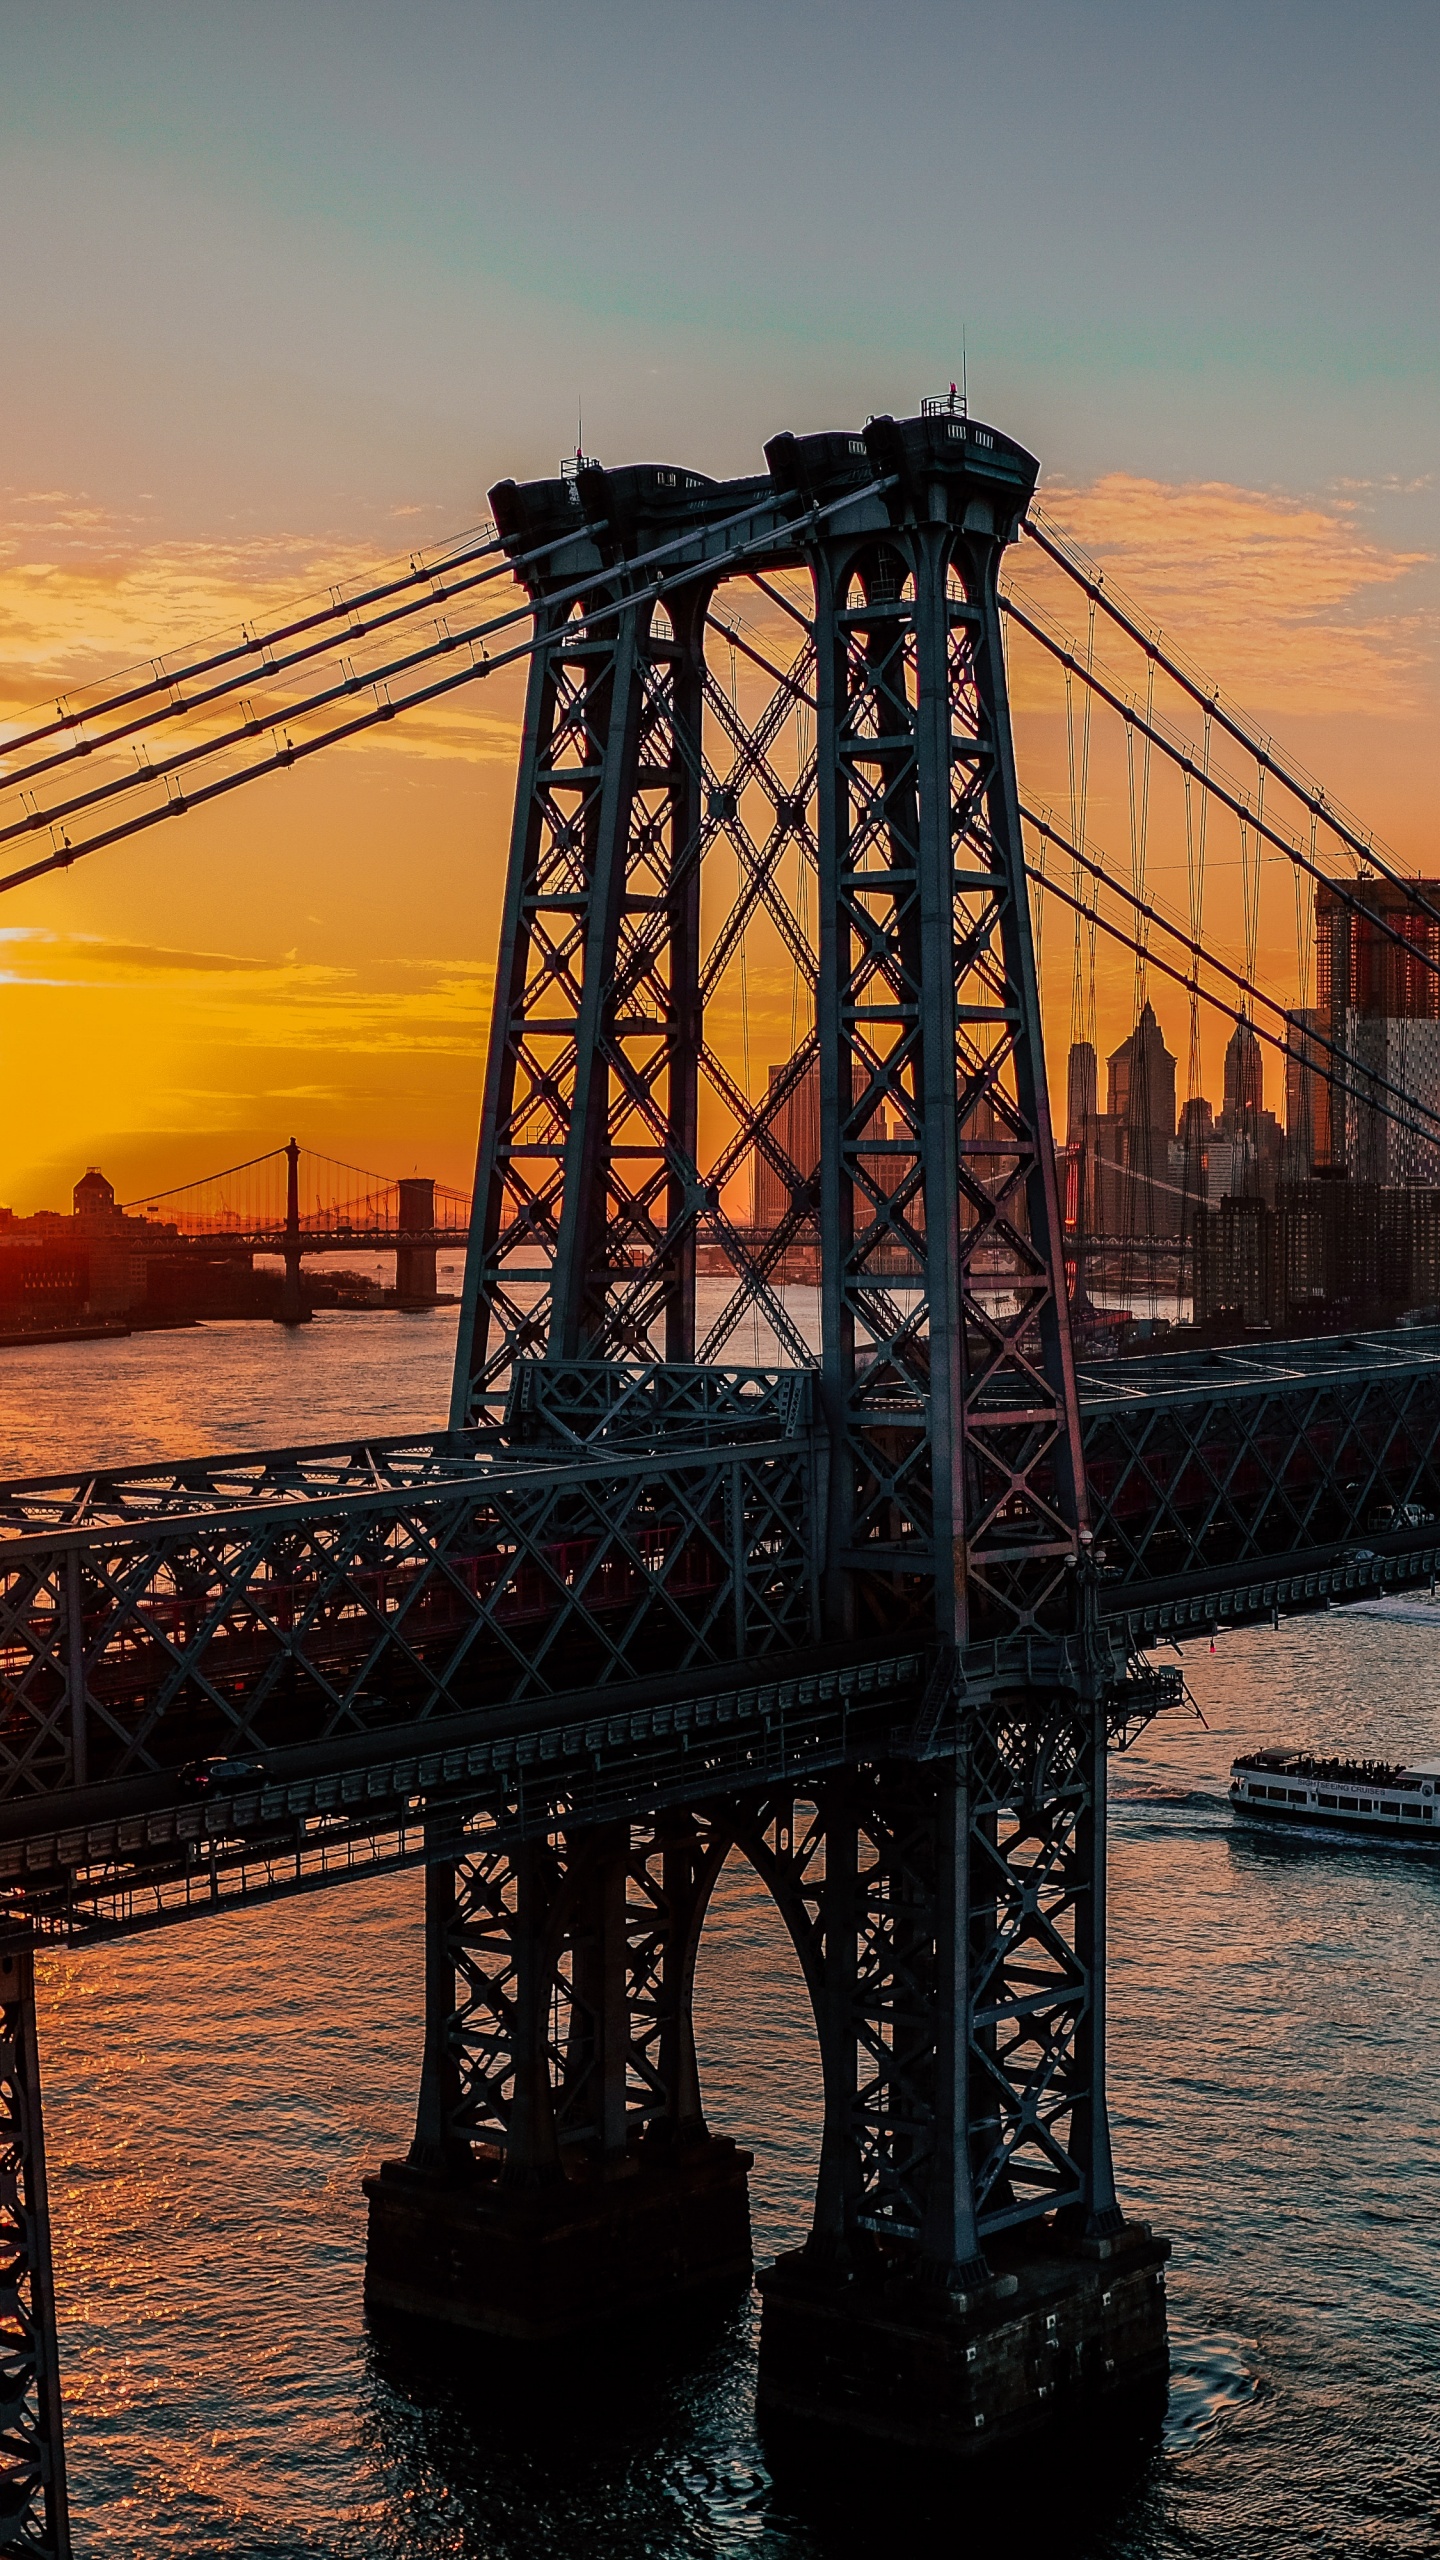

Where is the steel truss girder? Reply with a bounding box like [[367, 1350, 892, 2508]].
[[1082, 1356, 1440, 1593], [0, 1431, 821, 1799], [7, 1341, 1440, 1811]]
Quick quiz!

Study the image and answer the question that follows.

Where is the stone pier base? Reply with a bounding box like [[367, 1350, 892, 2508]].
[[756, 2220, 1169, 2459], [362, 2136, 753, 2341]]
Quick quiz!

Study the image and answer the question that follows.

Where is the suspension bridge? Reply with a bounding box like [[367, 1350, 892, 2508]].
[[120, 1141, 473, 1318], [124, 1143, 473, 1248], [1, 399, 1438, 2547]]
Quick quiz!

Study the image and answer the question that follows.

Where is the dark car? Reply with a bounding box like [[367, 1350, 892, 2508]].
[[180, 1754, 267, 1794]]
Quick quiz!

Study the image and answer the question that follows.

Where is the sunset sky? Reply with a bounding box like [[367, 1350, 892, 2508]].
[[2, 0, 1437, 1208]]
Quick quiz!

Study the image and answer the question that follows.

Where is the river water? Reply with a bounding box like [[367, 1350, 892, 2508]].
[[3, 1294, 1439, 2557]]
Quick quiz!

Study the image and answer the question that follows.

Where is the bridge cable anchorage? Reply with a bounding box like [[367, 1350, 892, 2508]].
[[0, 479, 888, 895]]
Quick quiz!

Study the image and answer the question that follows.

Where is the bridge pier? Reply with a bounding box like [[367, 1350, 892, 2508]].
[[363, 1812, 752, 2339], [756, 2220, 1170, 2461], [740, 1721, 1169, 2459], [393, 1177, 439, 1307]]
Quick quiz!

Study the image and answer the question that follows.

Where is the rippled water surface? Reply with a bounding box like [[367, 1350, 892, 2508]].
[[4, 1309, 1440, 2555]]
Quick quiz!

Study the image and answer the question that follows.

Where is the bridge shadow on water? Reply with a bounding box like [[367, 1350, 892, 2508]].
[[357, 2291, 1174, 2560]]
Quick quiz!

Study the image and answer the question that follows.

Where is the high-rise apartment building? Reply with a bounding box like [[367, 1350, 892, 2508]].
[[1316, 878, 1440, 1184]]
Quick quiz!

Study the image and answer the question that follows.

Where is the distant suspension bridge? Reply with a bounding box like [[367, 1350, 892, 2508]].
[[122, 1139, 473, 1248], [118, 1140, 473, 1318]]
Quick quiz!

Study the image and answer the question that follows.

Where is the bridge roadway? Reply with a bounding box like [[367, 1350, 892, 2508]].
[[2, 1324, 1439, 1935], [162, 1224, 471, 1251]]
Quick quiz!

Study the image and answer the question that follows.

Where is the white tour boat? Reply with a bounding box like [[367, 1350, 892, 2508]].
[[1230, 1748, 1440, 1837]]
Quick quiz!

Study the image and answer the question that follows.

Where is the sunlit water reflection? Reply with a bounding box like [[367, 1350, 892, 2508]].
[[3, 1305, 1439, 2553]]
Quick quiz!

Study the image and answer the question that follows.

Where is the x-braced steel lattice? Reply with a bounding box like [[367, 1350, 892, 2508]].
[[406, 1808, 732, 2179], [0, 1935, 68, 2556]]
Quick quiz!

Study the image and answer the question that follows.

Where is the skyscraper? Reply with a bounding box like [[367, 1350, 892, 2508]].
[[1284, 1008, 1328, 1177], [1316, 878, 1440, 1185], [1222, 1015, 1264, 1128], [1101, 1001, 1178, 1238], [1107, 1001, 1177, 1141], [1066, 1041, 1097, 1144]]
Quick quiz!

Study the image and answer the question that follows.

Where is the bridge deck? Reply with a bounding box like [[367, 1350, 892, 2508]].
[[3, 1331, 1440, 1929]]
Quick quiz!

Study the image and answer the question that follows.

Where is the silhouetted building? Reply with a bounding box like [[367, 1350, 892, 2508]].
[[1341, 1017, 1440, 1185], [1284, 1008, 1328, 1179], [1194, 1179, 1440, 1332], [753, 1059, 821, 1231], [1316, 876, 1440, 1184], [1212, 1015, 1283, 1199], [1193, 1194, 1274, 1326], [1222, 1016, 1264, 1129], [1109, 1001, 1176, 1141], [1066, 1041, 1097, 1143], [1095, 1001, 1179, 1239], [73, 1166, 118, 1221]]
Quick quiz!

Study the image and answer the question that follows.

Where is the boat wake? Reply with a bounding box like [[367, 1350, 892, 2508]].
[[1163, 2321, 1257, 2456]]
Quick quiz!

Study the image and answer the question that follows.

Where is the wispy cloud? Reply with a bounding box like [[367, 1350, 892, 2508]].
[[1017, 473, 1435, 716], [0, 497, 523, 775], [0, 925, 285, 976], [0, 924, 496, 1057], [0, 925, 329, 984]]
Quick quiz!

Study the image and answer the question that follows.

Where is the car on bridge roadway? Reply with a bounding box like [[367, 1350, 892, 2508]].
[[179, 1753, 267, 1794]]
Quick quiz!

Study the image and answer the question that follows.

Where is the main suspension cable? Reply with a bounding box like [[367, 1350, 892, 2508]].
[[1004, 590, 1440, 997], [1025, 813, 1440, 1154], [0, 478, 892, 897], [0, 521, 504, 774], [0, 517, 607, 821], [1020, 506, 1440, 958]]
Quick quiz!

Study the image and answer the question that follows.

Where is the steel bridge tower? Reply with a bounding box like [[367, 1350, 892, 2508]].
[[364, 408, 1168, 2456]]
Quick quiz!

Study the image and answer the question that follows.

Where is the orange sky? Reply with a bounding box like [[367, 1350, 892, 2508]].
[[0, 466, 1435, 1210]]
